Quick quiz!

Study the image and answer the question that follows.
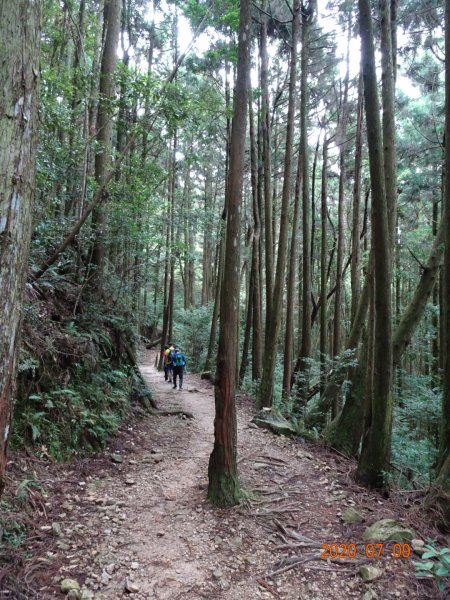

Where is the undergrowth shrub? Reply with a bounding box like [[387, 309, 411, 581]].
[[13, 286, 135, 461], [391, 372, 440, 487], [13, 360, 131, 461]]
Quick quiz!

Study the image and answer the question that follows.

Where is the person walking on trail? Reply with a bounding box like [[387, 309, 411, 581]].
[[163, 343, 174, 383], [171, 346, 187, 390]]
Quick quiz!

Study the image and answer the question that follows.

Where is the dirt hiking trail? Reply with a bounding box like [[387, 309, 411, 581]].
[[3, 351, 438, 599]]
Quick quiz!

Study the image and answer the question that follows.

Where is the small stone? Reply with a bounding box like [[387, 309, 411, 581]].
[[221, 580, 231, 590], [80, 589, 94, 600], [253, 462, 268, 470], [56, 541, 71, 551], [412, 538, 425, 556], [130, 562, 139, 570], [111, 454, 123, 464], [124, 578, 141, 593], [61, 578, 80, 594], [363, 519, 414, 543], [212, 569, 223, 579], [331, 492, 347, 501], [125, 478, 136, 486], [67, 591, 81, 600], [156, 531, 165, 537], [341, 507, 364, 524], [229, 536, 243, 549], [359, 566, 383, 582]]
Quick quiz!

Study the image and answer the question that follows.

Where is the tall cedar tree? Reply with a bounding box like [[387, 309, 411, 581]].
[[90, 0, 121, 294], [356, 0, 393, 488], [0, 0, 41, 496], [426, 0, 450, 531], [258, 0, 300, 408], [291, 1, 316, 404], [207, 0, 251, 507]]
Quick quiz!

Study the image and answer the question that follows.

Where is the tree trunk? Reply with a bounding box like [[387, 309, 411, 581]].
[[356, 0, 393, 489], [207, 0, 251, 507], [431, 195, 440, 388], [260, 0, 274, 323], [332, 40, 350, 419], [90, 0, 121, 294], [351, 73, 364, 324], [392, 218, 445, 366], [258, 0, 300, 409], [251, 95, 263, 381], [282, 130, 303, 399], [204, 219, 225, 373], [435, 0, 450, 486], [320, 139, 329, 397], [0, 0, 41, 497], [292, 2, 317, 406]]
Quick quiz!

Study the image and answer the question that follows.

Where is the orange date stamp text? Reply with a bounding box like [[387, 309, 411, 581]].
[[320, 543, 411, 560]]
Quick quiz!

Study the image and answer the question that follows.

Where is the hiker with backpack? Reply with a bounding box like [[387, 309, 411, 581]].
[[171, 346, 187, 390], [163, 343, 174, 383]]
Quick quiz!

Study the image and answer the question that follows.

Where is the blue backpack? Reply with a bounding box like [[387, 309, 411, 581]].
[[172, 351, 186, 368]]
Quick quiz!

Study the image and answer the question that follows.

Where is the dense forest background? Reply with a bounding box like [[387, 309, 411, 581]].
[[1, 0, 450, 530]]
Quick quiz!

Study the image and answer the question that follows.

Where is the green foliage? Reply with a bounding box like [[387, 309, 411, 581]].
[[414, 542, 450, 593], [391, 372, 440, 487], [0, 516, 26, 548], [14, 289, 134, 462], [12, 361, 130, 461], [173, 304, 212, 372]]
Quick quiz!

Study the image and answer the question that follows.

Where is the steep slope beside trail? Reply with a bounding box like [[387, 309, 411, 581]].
[[3, 351, 435, 599]]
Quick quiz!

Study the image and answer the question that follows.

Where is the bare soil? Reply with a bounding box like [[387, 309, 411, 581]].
[[1, 351, 445, 599]]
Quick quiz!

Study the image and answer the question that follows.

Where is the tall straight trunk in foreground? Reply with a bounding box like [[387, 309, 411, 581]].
[[292, 1, 316, 405], [260, 0, 274, 325], [207, 0, 251, 507], [258, 0, 300, 408], [0, 0, 41, 497], [426, 0, 450, 531], [356, 0, 393, 488]]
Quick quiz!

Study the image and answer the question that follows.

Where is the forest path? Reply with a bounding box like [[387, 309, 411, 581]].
[[33, 350, 421, 599]]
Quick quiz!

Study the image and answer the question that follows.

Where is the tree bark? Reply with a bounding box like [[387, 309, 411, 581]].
[[332, 38, 350, 419], [292, 1, 317, 406], [258, 0, 300, 408], [320, 139, 329, 397], [207, 0, 251, 507], [356, 0, 393, 489], [0, 0, 41, 497], [90, 0, 121, 294], [351, 73, 364, 324], [436, 0, 450, 480], [260, 0, 274, 323], [282, 128, 303, 399]]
